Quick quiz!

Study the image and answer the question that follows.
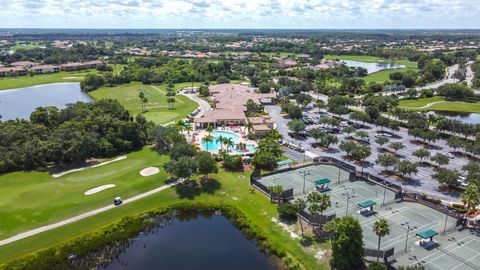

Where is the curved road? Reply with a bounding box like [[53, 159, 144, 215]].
[[0, 179, 184, 247]]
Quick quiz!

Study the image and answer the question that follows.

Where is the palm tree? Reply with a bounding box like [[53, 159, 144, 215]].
[[139, 91, 145, 113], [293, 198, 307, 237], [268, 185, 284, 204], [373, 219, 390, 262], [216, 135, 225, 150], [206, 124, 214, 135], [142, 97, 148, 112], [461, 183, 480, 214], [225, 137, 234, 152], [202, 135, 214, 151], [170, 97, 176, 110], [246, 120, 253, 134]]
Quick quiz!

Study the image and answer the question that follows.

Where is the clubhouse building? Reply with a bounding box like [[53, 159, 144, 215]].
[[194, 83, 275, 136]]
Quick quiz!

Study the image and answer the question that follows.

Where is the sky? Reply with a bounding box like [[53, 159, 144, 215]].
[[1, 0, 480, 29]]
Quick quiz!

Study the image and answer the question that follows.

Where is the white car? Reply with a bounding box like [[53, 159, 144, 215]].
[[446, 153, 455, 159]]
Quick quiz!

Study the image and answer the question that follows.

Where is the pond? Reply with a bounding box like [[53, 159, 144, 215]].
[[0, 82, 93, 120], [341, 60, 405, 74], [101, 212, 279, 270], [429, 111, 480, 124]]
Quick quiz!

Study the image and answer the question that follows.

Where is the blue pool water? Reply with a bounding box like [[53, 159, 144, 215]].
[[201, 131, 256, 153], [201, 131, 239, 151]]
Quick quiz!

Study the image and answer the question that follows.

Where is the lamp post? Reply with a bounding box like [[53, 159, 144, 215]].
[[337, 162, 341, 184], [404, 224, 410, 252], [382, 185, 387, 206], [443, 207, 449, 234], [303, 170, 310, 195], [345, 195, 350, 216]]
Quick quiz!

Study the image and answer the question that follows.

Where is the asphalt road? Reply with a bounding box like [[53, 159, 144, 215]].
[[266, 105, 468, 202]]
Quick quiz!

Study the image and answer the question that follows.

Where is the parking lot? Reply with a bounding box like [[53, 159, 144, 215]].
[[266, 104, 470, 202]]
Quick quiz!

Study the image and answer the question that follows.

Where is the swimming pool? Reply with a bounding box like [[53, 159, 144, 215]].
[[200, 131, 256, 154]]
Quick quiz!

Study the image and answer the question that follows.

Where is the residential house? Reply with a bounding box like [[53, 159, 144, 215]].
[[0, 66, 27, 77], [31, 65, 60, 74], [11, 61, 37, 68]]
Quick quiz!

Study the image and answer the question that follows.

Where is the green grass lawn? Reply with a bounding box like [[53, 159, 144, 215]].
[[0, 149, 327, 269], [0, 70, 95, 90], [89, 82, 199, 124], [0, 65, 126, 90], [399, 96, 480, 113], [0, 148, 169, 240]]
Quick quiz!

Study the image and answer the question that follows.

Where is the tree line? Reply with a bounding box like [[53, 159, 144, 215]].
[[0, 99, 150, 173]]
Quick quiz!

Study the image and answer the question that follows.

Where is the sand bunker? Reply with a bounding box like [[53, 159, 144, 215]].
[[140, 167, 160, 176], [84, 184, 116, 195]]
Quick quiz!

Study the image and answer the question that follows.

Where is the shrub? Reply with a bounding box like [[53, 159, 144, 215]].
[[277, 203, 298, 220]]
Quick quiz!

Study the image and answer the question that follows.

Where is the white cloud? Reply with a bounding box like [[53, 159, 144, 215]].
[[0, 0, 479, 28]]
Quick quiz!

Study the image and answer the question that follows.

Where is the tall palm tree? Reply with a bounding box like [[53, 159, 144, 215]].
[[293, 198, 307, 237], [461, 183, 480, 214], [139, 91, 145, 113], [268, 185, 284, 204], [225, 137, 234, 152], [206, 124, 214, 135], [202, 135, 214, 151], [246, 120, 253, 134], [373, 219, 390, 262], [216, 135, 225, 150]]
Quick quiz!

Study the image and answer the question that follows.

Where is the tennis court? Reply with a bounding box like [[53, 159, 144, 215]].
[[257, 164, 350, 197], [256, 165, 480, 269]]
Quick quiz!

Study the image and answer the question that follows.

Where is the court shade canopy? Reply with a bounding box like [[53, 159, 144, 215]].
[[315, 178, 331, 185], [357, 199, 376, 209], [276, 159, 294, 167], [416, 229, 438, 240]]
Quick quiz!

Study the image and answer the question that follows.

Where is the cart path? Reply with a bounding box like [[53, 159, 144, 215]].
[[0, 178, 185, 247]]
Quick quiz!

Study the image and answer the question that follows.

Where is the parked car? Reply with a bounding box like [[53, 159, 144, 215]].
[[446, 153, 455, 159], [113, 197, 123, 206]]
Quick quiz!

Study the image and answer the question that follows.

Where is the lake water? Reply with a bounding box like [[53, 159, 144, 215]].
[[0, 83, 93, 120], [101, 212, 278, 270], [429, 111, 480, 124], [341, 60, 405, 74]]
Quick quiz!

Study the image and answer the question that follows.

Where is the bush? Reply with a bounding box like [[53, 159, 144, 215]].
[[223, 155, 243, 171], [368, 262, 387, 270], [216, 76, 231, 84], [277, 204, 298, 220]]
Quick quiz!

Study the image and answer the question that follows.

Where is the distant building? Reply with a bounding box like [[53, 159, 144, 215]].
[[0, 66, 26, 77], [194, 84, 275, 129], [11, 61, 37, 68], [31, 65, 60, 74]]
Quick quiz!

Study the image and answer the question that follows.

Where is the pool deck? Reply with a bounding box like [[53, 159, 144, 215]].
[[187, 127, 257, 155]]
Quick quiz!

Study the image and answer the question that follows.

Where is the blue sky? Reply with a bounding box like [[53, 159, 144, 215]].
[[1, 0, 479, 29]]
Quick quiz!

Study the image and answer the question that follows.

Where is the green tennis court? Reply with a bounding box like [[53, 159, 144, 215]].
[[257, 164, 350, 197]]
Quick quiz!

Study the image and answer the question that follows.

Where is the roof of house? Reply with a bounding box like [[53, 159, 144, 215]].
[[194, 109, 246, 123], [249, 117, 265, 125], [10, 61, 36, 67], [252, 124, 271, 131], [0, 66, 25, 72], [31, 65, 57, 70], [60, 62, 86, 68]]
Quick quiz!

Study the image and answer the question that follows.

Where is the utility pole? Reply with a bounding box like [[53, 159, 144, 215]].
[[382, 185, 387, 206], [345, 195, 350, 216]]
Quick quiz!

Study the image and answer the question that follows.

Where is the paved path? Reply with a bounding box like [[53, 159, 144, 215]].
[[0, 179, 185, 247], [182, 91, 211, 118], [400, 100, 446, 110]]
